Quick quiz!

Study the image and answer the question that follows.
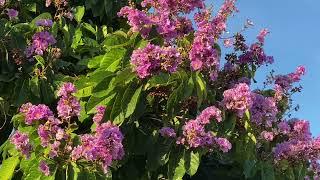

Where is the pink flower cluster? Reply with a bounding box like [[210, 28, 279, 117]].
[[131, 43, 181, 78], [189, 0, 237, 80], [273, 119, 320, 162], [118, 0, 201, 41], [25, 31, 56, 58], [274, 65, 306, 90], [20, 103, 53, 125], [71, 119, 124, 173], [250, 93, 278, 127], [174, 106, 231, 152], [222, 83, 253, 117], [38, 117, 67, 150], [57, 82, 81, 119], [13, 84, 124, 176], [10, 131, 32, 158]]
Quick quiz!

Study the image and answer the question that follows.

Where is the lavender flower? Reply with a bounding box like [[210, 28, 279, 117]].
[[159, 127, 176, 138], [6, 9, 18, 20], [25, 31, 56, 58], [39, 160, 50, 176], [36, 19, 53, 27], [250, 93, 278, 127], [10, 131, 32, 158]]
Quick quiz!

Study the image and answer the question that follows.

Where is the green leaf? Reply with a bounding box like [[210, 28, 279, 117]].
[[99, 48, 126, 70], [86, 93, 116, 114], [74, 6, 85, 23], [30, 76, 40, 98], [124, 86, 142, 118], [243, 159, 257, 179], [0, 156, 20, 180], [194, 72, 207, 109], [261, 162, 275, 180], [185, 151, 200, 176], [71, 28, 83, 49], [173, 156, 186, 180], [67, 162, 80, 180]]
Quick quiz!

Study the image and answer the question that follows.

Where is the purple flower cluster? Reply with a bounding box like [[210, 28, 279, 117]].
[[20, 103, 53, 125], [174, 106, 231, 152], [238, 43, 274, 66], [36, 19, 53, 27], [222, 83, 253, 117], [25, 31, 56, 58], [274, 65, 306, 90], [10, 131, 32, 158], [250, 93, 278, 127], [71, 121, 124, 173], [57, 83, 81, 119], [130, 43, 181, 78], [159, 127, 176, 138]]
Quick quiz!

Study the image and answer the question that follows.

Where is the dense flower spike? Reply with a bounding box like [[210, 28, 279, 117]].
[[25, 31, 56, 57], [20, 103, 53, 125], [57, 96, 81, 119], [57, 82, 80, 119], [215, 137, 232, 153], [10, 131, 32, 158], [222, 83, 253, 117], [131, 43, 181, 78], [71, 121, 124, 173], [118, 6, 153, 38]]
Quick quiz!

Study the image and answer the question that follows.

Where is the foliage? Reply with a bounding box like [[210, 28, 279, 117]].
[[0, 0, 318, 180]]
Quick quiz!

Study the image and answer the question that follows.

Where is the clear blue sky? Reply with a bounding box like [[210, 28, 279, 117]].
[[207, 0, 320, 136]]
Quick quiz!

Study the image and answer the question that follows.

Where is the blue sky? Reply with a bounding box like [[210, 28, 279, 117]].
[[207, 0, 320, 136]]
